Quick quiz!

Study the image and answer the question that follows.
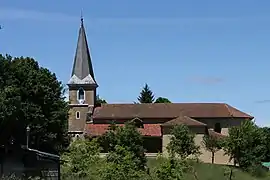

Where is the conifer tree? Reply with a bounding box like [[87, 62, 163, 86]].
[[137, 83, 155, 103]]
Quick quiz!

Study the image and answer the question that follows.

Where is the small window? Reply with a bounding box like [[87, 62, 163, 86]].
[[76, 111, 80, 119], [214, 123, 222, 133], [78, 88, 85, 100]]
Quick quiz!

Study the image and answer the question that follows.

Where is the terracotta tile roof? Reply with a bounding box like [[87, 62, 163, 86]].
[[93, 103, 253, 119], [162, 116, 207, 126], [208, 129, 227, 139], [84, 124, 162, 137]]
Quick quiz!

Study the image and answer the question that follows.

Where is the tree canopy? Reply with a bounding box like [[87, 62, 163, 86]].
[[97, 122, 148, 179], [61, 139, 102, 178], [155, 97, 171, 103], [96, 95, 107, 105], [0, 54, 69, 153], [167, 124, 200, 159], [223, 121, 267, 169], [137, 84, 155, 103], [202, 134, 223, 164], [99, 122, 147, 170], [261, 127, 270, 162]]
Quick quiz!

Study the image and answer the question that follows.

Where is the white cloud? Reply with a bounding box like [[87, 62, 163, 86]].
[[254, 100, 270, 104], [189, 76, 225, 85]]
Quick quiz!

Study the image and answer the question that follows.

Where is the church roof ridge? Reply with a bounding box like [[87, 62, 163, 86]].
[[93, 103, 253, 119]]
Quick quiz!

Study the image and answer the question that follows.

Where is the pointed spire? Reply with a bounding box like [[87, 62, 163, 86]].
[[80, 10, 84, 25], [68, 17, 97, 86]]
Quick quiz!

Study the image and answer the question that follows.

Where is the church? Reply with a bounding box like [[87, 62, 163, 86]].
[[67, 18, 253, 164]]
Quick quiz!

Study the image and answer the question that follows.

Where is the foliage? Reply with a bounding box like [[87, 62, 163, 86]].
[[0, 54, 69, 153], [99, 145, 151, 180], [61, 139, 102, 179], [223, 120, 267, 169], [96, 94, 107, 105], [137, 83, 155, 103], [261, 127, 270, 162], [247, 164, 268, 178], [167, 125, 200, 159], [99, 122, 147, 170], [155, 97, 171, 103], [202, 134, 223, 164], [154, 157, 186, 180]]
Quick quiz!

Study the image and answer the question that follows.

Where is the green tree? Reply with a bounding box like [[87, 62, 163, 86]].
[[137, 83, 155, 103], [100, 145, 150, 180], [155, 158, 185, 180], [261, 127, 270, 162], [99, 122, 147, 170], [96, 94, 107, 105], [0, 54, 69, 153], [155, 97, 171, 103], [167, 124, 200, 159], [223, 121, 267, 169], [61, 139, 102, 179], [202, 134, 223, 164]]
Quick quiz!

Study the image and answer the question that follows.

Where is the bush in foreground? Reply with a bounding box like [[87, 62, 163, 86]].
[[61, 139, 102, 179]]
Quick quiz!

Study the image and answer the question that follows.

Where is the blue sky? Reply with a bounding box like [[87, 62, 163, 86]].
[[1, 0, 270, 126]]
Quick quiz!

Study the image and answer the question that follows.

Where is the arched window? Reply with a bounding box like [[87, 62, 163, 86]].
[[76, 111, 80, 120], [78, 88, 85, 100], [131, 118, 144, 128], [214, 123, 222, 133]]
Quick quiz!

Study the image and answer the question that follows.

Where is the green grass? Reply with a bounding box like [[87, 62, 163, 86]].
[[60, 157, 270, 180], [147, 157, 270, 180]]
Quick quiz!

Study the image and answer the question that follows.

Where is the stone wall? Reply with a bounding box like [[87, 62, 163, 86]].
[[196, 118, 247, 136], [68, 106, 89, 132], [69, 88, 95, 105], [68, 85, 96, 132], [161, 129, 233, 165], [194, 134, 233, 165]]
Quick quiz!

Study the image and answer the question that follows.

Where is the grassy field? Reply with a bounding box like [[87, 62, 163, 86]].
[[147, 158, 270, 180], [60, 158, 270, 180]]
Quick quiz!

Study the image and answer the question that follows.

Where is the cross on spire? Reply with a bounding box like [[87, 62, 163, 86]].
[[80, 10, 84, 25]]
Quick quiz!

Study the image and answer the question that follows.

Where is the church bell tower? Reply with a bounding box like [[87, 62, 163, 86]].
[[67, 17, 98, 135]]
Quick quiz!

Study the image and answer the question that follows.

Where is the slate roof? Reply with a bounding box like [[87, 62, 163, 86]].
[[162, 116, 207, 126], [93, 103, 253, 119], [68, 18, 97, 85], [84, 124, 162, 137]]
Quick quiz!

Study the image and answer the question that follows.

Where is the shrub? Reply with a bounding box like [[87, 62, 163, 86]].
[[154, 157, 186, 180], [167, 124, 200, 159], [99, 145, 150, 180], [61, 138, 102, 179]]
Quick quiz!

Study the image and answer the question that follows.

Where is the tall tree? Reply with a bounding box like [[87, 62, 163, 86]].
[[202, 134, 223, 164], [167, 124, 200, 159], [137, 83, 155, 103], [223, 121, 267, 169], [261, 127, 270, 162], [61, 139, 102, 178], [0, 54, 69, 153], [155, 97, 171, 103], [99, 122, 146, 170]]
